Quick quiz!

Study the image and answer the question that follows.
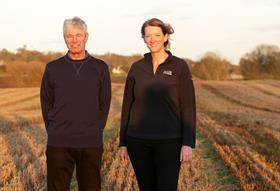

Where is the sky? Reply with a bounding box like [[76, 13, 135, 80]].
[[1, 0, 280, 64]]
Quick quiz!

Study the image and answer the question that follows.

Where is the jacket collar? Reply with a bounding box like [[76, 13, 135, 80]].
[[144, 51, 173, 65]]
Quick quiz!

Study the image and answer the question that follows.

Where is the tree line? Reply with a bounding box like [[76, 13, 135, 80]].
[[0, 44, 279, 87]]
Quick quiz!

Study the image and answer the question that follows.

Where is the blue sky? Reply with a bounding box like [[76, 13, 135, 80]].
[[1, 0, 280, 64]]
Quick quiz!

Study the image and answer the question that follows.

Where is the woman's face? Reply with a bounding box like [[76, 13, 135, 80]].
[[144, 26, 168, 53]]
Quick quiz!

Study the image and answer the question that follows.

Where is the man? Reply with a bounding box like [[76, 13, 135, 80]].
[[40, 16, 111, 191]]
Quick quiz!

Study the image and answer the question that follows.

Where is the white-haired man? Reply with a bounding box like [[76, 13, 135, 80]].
[[40, 16, 111, 191]]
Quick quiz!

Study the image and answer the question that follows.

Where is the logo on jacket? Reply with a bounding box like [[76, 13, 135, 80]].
[[163, 70, 172, 75]]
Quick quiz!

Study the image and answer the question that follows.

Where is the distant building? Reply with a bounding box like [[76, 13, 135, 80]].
[[112, 66, 125, 74], [0, 60, 4, 66], [230, 73, 244, 80], [228, 64, 244, 80]]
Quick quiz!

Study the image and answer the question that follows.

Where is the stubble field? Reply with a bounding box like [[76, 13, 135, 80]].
[[0, 80, 279, 191]]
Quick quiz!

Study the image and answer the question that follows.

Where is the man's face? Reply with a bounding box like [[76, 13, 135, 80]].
[[64, 26, 88, 54]]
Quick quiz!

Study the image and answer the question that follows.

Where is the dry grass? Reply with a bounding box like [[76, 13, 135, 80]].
[[1, 80, 279, 190], [201, 81, 280, 113], [196, 80, 280, 191], [246, 81, 280, 98]]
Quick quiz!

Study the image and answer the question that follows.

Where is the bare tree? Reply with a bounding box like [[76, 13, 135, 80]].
[[6, 60, 44, 87], [193, 52, 232, 80], [239, 44, 280, 80]]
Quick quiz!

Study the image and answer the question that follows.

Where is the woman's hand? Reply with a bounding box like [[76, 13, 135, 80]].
[[180, 145, 192, 162], [118, 146, 128, 163]]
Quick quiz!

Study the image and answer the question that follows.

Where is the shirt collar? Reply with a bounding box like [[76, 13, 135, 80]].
[[65, 50, 90, 63]]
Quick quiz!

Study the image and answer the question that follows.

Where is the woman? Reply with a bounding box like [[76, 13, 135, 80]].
[[119, 18, 196, 191]]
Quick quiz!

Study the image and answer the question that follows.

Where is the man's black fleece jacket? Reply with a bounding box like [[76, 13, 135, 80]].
[[40, 52, 111, 148], [119, 52, 196, 148]]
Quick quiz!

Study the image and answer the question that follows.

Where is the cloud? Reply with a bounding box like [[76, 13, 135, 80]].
[[254, 25, 280, 32], [123, 9, 172, 18], [121, 1, 193, 19], [43, 38, 64, 45], [175, 16, 192, 20]]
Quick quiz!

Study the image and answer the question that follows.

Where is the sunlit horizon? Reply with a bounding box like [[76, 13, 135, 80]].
[[1, 0, 280, 64]]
